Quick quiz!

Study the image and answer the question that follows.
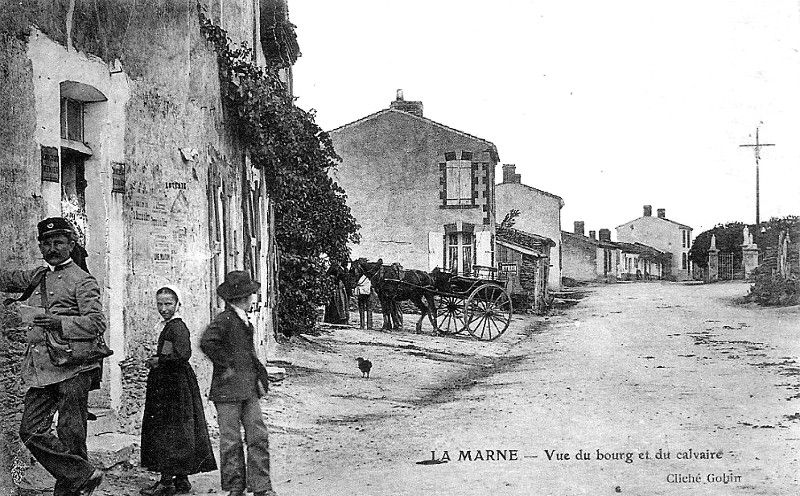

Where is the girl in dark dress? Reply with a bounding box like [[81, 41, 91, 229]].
[[140, 286, 217, 495]]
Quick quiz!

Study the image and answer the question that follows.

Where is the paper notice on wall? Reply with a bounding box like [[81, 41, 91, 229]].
[[131, 194, 152, 223], [150, 199, 173, 268], [152, 230, 172, 268]]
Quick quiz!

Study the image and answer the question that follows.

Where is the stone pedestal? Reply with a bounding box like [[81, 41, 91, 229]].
[[707, 248, 719, 282], [742, 245, 759, 279]]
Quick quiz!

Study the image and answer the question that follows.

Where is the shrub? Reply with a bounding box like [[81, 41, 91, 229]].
[[745, 266, 799, 306]]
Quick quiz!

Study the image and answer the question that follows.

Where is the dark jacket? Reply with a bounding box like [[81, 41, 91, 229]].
[[200, 306, 269, 402]]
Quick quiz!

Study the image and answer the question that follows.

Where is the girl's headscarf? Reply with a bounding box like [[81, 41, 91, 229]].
[[155, 284, 183, 327]]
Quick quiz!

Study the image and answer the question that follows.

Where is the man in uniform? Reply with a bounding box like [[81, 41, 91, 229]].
[[0, 217, 105, 495]]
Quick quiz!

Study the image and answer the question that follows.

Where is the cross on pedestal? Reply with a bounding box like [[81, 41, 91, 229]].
[[739, 126, 775, 226]]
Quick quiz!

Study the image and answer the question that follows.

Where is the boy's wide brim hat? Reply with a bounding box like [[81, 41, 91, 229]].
[[217, 271, 261, 301], [38, 217, 76, 241]]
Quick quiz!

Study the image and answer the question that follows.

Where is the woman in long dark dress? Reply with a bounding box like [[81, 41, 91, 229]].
[[324, 261, 351, 324], [140, 286, 217, 495]]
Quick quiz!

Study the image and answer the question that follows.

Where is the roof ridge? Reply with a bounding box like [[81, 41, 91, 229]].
[[329, 108, 498, 152], [615, 216, 692, 230], [497, 181, 564, 204]]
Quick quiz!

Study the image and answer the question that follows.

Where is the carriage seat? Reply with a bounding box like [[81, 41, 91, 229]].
[[472, 265, 498, 279]]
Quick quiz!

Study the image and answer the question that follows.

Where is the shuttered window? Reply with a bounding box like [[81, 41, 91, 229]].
[[445, 159, 473, 206]]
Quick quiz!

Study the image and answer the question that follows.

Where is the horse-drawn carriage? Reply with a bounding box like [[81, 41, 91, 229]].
[[429, 273, 513, 341], [350, 259, 513, 341]]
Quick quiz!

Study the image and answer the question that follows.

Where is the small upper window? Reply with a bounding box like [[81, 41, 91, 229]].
[[58, 80, 106, 145], [60, 98, 84, 142]]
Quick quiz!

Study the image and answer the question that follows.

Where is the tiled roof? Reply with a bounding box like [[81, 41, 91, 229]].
[[614, 241, 670, 259], [562, 231, 668, 259], [562, 230, 598, 246], [497, 227, 555, 249]]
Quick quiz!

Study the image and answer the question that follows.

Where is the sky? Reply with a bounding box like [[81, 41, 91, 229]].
[[289, 0, 800, 238]]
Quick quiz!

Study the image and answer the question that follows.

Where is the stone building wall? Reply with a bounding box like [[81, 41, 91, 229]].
[[0, 30, 56, 492], [562, 231, 598, 282], [0, 0, 274, 471]]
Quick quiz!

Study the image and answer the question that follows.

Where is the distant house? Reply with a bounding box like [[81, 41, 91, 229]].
[[328, 91, 499, 274], [562, 225, 600, 283], [495, 164, 563, 289], [562, 225, 620, 283], [562, 222, 669, 282], [615, 241, 670, 280], [561, 225, 621, 282], [616, 205, 693, 280]]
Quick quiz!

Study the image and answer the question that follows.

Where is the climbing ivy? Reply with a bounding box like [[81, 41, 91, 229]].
[[199, 11, 360, 336]]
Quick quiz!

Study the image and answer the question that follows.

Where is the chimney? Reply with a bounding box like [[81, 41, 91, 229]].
[[589, 230, 596, 240], [502, 164, 521, 184], [643, 205, 652, 217], [574, 221, 585, 236], [389, 89, 423, 117], [657, 208, 666, 219], [599, 228, 611, 241]]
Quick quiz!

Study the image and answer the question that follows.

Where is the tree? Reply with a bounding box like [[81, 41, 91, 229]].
[[688, 222, 747, 269], [756, 215, 800, 252], [499, 209, 520, 229]]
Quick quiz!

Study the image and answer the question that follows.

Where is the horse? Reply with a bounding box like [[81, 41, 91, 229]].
[[350, 259, 449, 333]]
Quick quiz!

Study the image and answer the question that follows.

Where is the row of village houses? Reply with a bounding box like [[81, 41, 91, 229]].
[[0, 0, 694, 434], [330, 92, 695, 300]]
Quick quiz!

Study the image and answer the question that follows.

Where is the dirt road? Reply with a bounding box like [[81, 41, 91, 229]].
[[92, 281, 799, 495], [265, 281, 798, 496]]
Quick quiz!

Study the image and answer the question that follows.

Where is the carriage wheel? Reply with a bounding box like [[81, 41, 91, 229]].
[[463, 284, 513, 340], [435, 295, 466, 334]]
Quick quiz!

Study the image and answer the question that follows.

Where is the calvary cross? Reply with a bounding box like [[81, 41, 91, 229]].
[[739, 126, 775, 225]]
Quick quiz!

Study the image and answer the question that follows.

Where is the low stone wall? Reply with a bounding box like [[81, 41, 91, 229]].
[[1, 305, 32, 488]]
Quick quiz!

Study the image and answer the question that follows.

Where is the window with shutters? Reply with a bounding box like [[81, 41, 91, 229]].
[[445, 159, 473, 206]]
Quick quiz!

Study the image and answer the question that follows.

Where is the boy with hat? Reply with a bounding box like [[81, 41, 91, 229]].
[[0, 217, 105, 496], [200, 271, 275, 496]]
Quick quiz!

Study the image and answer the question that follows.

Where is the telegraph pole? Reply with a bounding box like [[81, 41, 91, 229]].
[[739, 125, 775, 226]]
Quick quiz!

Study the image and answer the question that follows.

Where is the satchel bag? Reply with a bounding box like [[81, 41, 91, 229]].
[[40, 272, 113, 367]]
